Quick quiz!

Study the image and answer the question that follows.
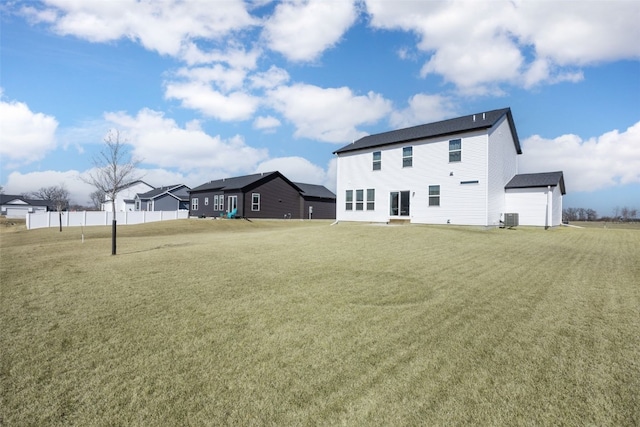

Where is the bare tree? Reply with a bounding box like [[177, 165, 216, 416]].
[[89, 189, 106, 210], [31, 185, 70, 232], [81, 130, 142, 255]]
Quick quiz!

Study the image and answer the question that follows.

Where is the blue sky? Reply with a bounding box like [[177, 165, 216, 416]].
[[1, 0, 639, 217]]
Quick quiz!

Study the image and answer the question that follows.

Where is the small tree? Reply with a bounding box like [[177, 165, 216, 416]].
[[82, 130, 142, 255], [31, 185, 70, 232], [89, 189, 106, 210]]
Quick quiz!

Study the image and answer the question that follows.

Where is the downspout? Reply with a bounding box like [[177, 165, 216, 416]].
[[545, 185, 551, 229]]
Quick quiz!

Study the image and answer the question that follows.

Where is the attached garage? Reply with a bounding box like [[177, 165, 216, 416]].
[[505, 172, 566, 227]]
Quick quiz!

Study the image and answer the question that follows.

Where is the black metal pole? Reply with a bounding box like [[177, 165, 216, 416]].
[[112, 219, 117, 255]]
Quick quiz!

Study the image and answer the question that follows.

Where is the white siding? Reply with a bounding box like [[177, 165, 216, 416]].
[[336, 130, 492, 225], [505, 185, 562, 227], [487, 116, 519, 226]]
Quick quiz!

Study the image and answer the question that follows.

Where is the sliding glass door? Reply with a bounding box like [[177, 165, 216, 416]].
[[390, 191, 410, 216]]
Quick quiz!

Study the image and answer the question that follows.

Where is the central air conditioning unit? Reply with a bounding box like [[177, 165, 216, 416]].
[[504, 213, 519, 227]]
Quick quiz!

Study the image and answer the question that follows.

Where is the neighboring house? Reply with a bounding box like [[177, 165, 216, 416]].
[[135, 184, 190, 211], [189, 171, 336, 219], [0, 195, 51, 218], [333, 108, 566, 227], [102, 180, 154, 212]]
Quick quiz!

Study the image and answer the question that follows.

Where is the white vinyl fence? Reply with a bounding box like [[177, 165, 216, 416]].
[[26, 210, 189, 230]]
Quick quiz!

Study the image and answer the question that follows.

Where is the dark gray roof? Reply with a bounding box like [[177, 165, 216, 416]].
[[505, 172, 566, 195], [334, 108, 521, 155], [0, 194, 52, 207], [294, 183, 336, 199], [190, 172, 335, 200], [137, 184, 190, 201], [190, 172, 288, 193]]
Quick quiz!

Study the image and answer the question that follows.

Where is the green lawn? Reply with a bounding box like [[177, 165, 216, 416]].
[[1, 220, 639, 426]]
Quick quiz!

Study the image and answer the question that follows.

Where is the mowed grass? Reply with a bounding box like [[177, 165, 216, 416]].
[[1, 220, 639, 426]]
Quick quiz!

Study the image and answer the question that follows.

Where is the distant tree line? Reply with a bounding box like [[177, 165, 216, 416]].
[[563, 206, 638, 222]]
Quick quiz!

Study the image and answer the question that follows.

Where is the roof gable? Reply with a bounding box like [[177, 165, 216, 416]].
[[137, 184, 190, 200], [190, 172, 297, 193], [334, 108, 521, 155], [505, 171, 566, 195]]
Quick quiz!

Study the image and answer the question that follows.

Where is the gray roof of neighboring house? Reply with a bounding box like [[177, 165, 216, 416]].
[[294, 183, 336, 199], [334, 108, 521, 155], [0, 194, 52, 207], [137, 184, 190, 201], [505, 171, 566, 195]]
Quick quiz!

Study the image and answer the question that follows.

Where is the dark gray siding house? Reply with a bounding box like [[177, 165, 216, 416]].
[[135, 184, 190, 211], [189, 171, 336, 219]]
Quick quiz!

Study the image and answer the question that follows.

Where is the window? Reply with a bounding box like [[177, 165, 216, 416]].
[[429, 185, 440, 206], [356, 190, 364, 210], [252, 193, 260, 211], [366, 189, 375, 210], [449, 139, 461, 162], [403, 146, 413, 167], [345, 190, 353, 210], [204, 197, 209, 206], [191, 197, 199, 211], [219, 196, 224, 211], [135, 200, 140, 211], [213, 195, 219, 211], [373, 151, 381, 170]]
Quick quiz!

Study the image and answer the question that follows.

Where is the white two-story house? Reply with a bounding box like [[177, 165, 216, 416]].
[[333, 108, 565, 227]]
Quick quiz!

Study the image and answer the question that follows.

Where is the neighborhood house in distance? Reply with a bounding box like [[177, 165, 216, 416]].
[[102, 181, 190, 212], [189, 171, 336, 220], [334, 108, 566, 227], [0, 194, 51, 218]]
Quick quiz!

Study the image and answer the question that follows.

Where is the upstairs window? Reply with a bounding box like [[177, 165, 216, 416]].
[[366, 189, 375, 210], [373, 151, 381, 170], [429, 185, 440, 207], [403, 146, 413, 168], [356, 189, 364, 211], [345, 190, 353, 210], [252, 193, 260, 211], [449, 139, 461, 162]]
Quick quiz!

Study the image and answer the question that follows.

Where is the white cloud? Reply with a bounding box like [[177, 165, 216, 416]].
[[255, 156, 327, 185], [22, 0, 257, 59], [519, 121, 640, 192], [267, 83, 392, 143], [250, 66, 290, 90], [262, 0, 358, 62], [365, 0, 640, 92], [104, 108, 268, 172], [253, 115, 281, 131], [0, 97, 58, 167], [3, 170, 94, 205], [173, 64, 248, 93], [165, 81, 260, 121], [390, 94, 458, 129]]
